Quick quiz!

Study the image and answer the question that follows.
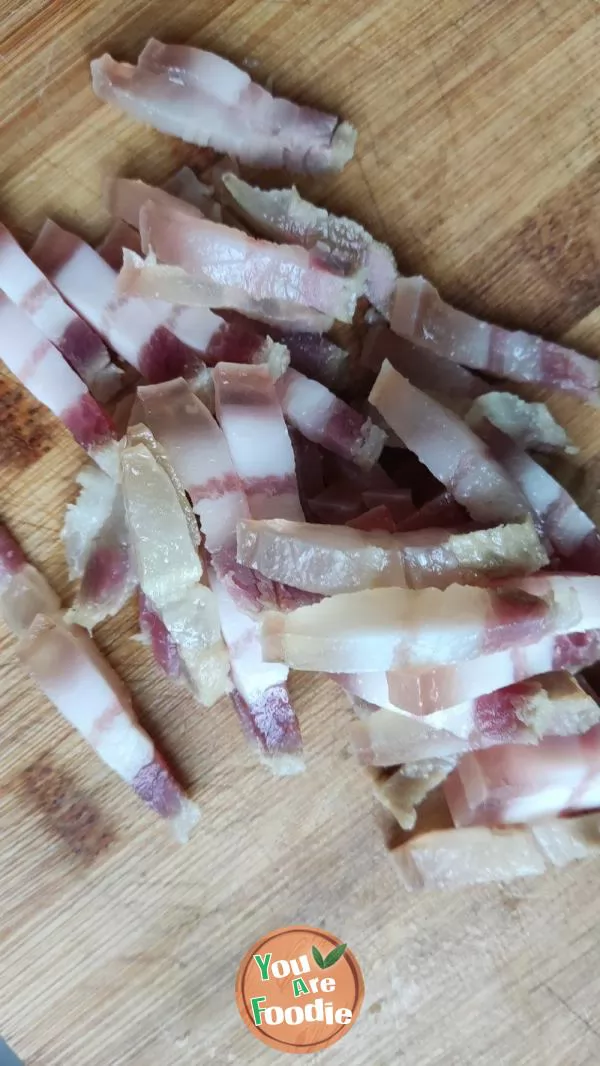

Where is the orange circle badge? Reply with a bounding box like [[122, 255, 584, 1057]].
[[236, 925, 364, 1054]]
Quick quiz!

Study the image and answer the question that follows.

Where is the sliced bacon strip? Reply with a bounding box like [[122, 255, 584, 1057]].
[[105, 176, 204, 229], [391, 811, 600, 891], [138, 592, 183, 679], [121, 428, 230, 707], [363, 325, 486, 398], [387, 629, 600, 714], [119, 248, 334, 335], [445, 721, 600, 827], [261, 582, 571, 674], [369, 361, 529, 524], [352, 672, 600, 766], [91, 41, 356, 173], [214, 363, 305, 522], [136, 201, 361, 325], [219, 172, 396, 307], [62, 464, 136, 629], [0, 523, 60, 636], [97, 219, 142, 270], [0, 224, 120, 402], [30, 219, 212, 385], [133, 378, 304, 769], [18, 615, 199, 841], [0, 290, 116, 460], [275, 368, 385, 470], [237, 516, 546, 595], [387, 275, 600, 402], [471, 418, 600, 571], [270, 331, 349, 390]]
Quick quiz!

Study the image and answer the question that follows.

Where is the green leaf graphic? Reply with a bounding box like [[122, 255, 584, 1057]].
[[323, 943, 347, 968], [312, 945, 326, 969]]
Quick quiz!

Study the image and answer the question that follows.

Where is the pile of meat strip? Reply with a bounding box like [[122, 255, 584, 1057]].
[[2, 37, 600, 887]]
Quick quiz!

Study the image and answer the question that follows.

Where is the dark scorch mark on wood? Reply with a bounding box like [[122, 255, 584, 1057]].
[[23, 759, 114, 862], [0, 375, 57, 469]]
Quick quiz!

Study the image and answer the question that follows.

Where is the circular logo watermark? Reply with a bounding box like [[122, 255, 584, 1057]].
[[236, 925, 364, 1054]]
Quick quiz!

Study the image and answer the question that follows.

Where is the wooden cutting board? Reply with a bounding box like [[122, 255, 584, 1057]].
[[2, 2, 600, 1063]]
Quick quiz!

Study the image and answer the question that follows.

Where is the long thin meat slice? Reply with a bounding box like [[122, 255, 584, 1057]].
[[445, 721, 600, 827], [0, 524, 60, 635], [237, 515, 547, 595], [105, 176, 204, 229], [18, 615, 199, 841], [391, 811, 600, 891], [119, 248, 334, 335], [0, 224, 120, 402], [91, 41, 356, 173], [363, 326, 486, 398], [133, 380, 303, 765], [364, 326, 576, 455], [62, 464, 136, 629], [214, 363, 305, 522], [261, 583, 573, 674], [275, 368, 385, 470], [387, 275, 600, 402], [209, 569, 303, 775], [97, 219, 142, 271], [121, 428, 230, 706], [135, 202, 361, 325], [352, 672, 600, 766], [369, 361, 529, 524], [0, 291, 116, 461], [465, 393, 576, 455], [388, 628, 600, 716], [471, 417, 600, 571], [30, 219, 212, 385], [219, 172, 396, 307]]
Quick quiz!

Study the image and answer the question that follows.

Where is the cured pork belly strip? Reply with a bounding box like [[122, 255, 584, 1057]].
[[445, 721, 600, 828], [369, 362, 529, 524], [352, 673, 600, 766], [363, 326, 486, 398], [91, 40, 356, 173], [365, 326, 575, 456], [391, 811, 600, 891], [275, 368, 385, 470], [18, 615, 199, 841], [62, 464, 136, 629], [119, 249, 334, 335], [214, 363, 304, 522], [472, 418, 600, 572], [121, 428, 230, 707], [237, 516, 546, 595], [261, 583, 570, 674], [138, 592, 183, 679], [386, 275, 600, 402], [98, 221, 288, 376], [136, 202, 361, 325], [105, 176, 204, 229], [387, 629, 600, 716], [0, 291, 116, 459], [30, 219, 212, 385], [219, 172, 396, 308], [0, 224, 119, 402], [133, 379, 303, 768], [0, 523, 60, 636], [371, 763, 452, 832]]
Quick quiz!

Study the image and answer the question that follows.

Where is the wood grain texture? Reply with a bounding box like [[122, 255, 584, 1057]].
[[2, 1, 600, 1063]]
